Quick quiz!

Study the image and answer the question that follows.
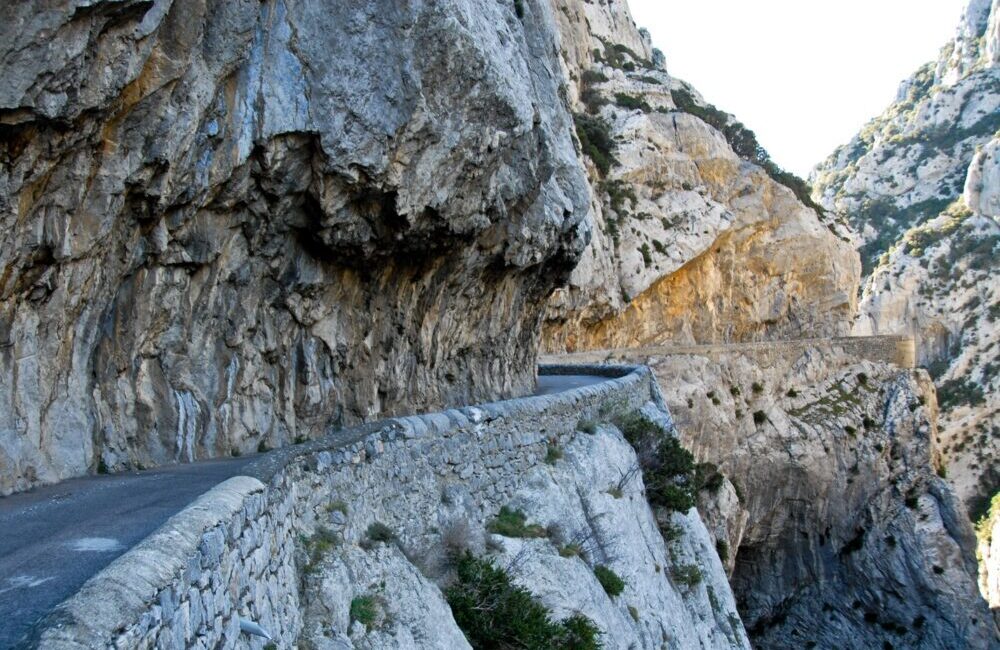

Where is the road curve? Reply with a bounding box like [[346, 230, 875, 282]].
[[0, 373, 607, 648]]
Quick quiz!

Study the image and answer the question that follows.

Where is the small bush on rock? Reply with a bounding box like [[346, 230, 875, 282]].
[[545, 444, 564, 465], [716, 539, 729, 562], [594, 565, 625, 597], [574, 113, 617, 176], [350, 595, 379, 629], [363, 522, 396, 549], [560, 543, 583, 558], [578, 418, 598, 434], [488, 506, 548, 538], [446, 552, 603, 649], [671, 563, 703, 589], [614, 410, 696, 512]]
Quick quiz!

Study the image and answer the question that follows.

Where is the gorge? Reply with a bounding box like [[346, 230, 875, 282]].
[[0, 0, 997, 648]]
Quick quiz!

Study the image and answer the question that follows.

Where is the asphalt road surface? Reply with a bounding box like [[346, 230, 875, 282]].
[[0, 372, 610, 647], [533, 373, 608, 396], [0, 457, 253, 648]]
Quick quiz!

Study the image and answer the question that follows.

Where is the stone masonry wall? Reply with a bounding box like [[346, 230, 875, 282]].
[[543, 336, 916, 369], [28, 365, 661, 649]]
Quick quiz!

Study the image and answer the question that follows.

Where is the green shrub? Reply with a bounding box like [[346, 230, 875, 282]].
[[752, 410, 767, 425], [694, 462, 724, 493], [612, 411, 661, 444], [751, 381, 764, 394], [614, 93, 651, 112], [602, 179, 638, 215], [613, 410, 696, 512], [716, 539, 729, 562], [937, 377, 986, 411], [304, 526, 341, 572], [594, 565, 625, 597], [545, 444, 564, 465], [326, 500, 348, 515], [365, 522, 396, 545], [729, 386, 741, 397], [671, 563, 703, 588], [446, 553, 603, 649], [581, 69, 609, 84], [574, 114, 617, 176], [786, 388, 798, 398], [578, 418, 598, 435], [488, 506, 548, 538], [640, 243, 653, 267], [350, 595, 379, 629], [560, 543, 583, 558]]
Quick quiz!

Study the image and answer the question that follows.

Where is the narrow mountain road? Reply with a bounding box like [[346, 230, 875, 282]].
[[0, 373, 607, 648]]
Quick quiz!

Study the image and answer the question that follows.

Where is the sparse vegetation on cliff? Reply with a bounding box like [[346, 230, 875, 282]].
[[446, 552, 603, 649], [613, 411, 696, 512], [669, 87, 827, 218], [574, 113, 617, 176]]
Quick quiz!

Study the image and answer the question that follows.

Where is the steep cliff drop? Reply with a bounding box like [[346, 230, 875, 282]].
[[0, 0, 590, 494]]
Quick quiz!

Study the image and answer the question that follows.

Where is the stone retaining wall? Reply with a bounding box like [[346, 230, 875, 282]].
[[542, 336, 916, 369], [30, 365, 660, 649]]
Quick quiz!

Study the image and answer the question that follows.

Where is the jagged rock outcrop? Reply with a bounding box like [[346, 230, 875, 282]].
[[812, 0, 999, 517], [0, 0, 590, 493], [542, 0, 859, 352], [643, 347, 999, 648]]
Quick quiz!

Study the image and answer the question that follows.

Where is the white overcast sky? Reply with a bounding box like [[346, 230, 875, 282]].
[[627, 0, 969, 176]]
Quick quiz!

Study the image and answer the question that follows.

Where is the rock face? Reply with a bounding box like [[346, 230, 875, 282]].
[[979, 494, 1000, 617], [542, 0, 859, 352], [0, 0, 590, 493], [812, 0, 999, 517], [298, 400, 751, 650], [644, 347, 999, 648]]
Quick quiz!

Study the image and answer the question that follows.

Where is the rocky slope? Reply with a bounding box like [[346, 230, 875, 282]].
[[0, 0, 591, 494], [297, 398, 751, 650], [812, 0, 1000, 521], [644, 346, 999, 648], [543, 0, 859, 352]]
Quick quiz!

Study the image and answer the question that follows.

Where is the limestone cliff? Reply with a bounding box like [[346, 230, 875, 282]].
[[542, 0, 859, 352], [0, 0, 590, 493], [812, 0, 999, 522], [643, 347, 998, 648]]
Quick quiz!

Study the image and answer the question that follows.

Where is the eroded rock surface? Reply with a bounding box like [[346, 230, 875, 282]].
[[0, 0, 590, 493]]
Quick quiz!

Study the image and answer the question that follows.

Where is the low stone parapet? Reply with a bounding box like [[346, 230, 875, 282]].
[[542, 336, 917, 369]]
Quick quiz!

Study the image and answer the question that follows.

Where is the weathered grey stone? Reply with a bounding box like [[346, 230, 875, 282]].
[[0, 0, 590, 495]]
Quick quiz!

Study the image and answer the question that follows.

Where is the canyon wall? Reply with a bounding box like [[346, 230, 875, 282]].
[[0, 0, 591, 494], [568, 346, 999, 648], [542, 0, 859, 352], [813, 0, 999, 521]]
